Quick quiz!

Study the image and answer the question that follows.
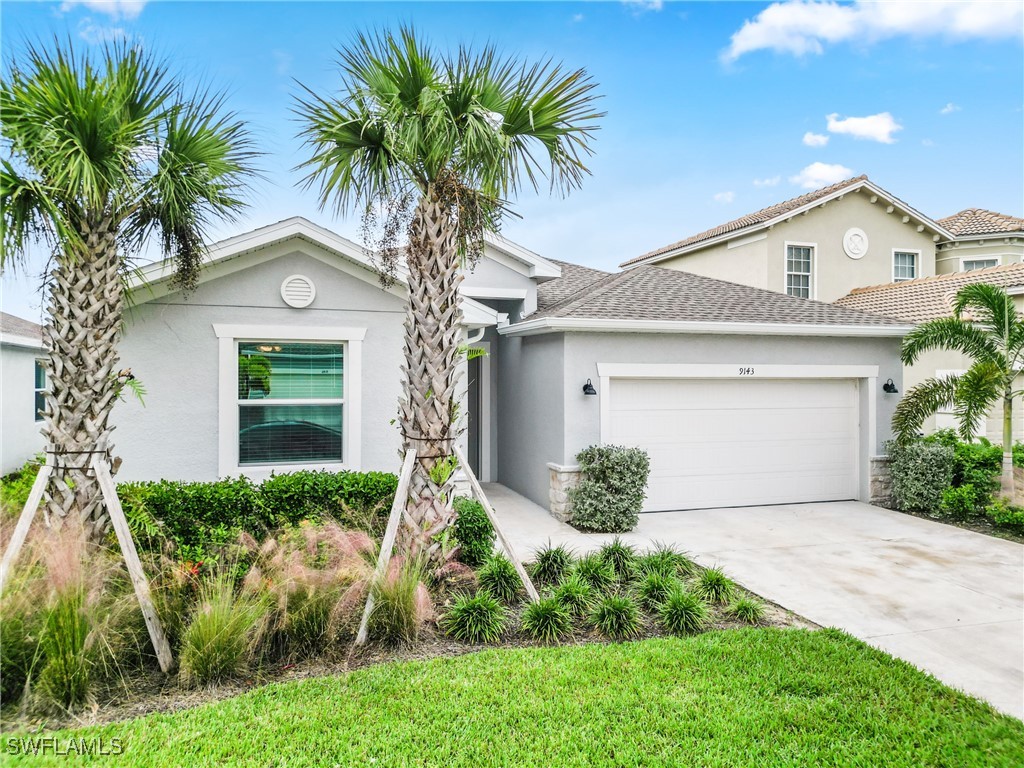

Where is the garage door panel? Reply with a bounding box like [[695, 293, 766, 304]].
[[608, 378, 858, 512]]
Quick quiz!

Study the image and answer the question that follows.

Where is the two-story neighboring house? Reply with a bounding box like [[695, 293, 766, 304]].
[[935, 209, 1024, 274], [620, 176, 952, 302]]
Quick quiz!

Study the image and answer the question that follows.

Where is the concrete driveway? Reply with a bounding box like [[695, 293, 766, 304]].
[[485, 485, 1024, 719]]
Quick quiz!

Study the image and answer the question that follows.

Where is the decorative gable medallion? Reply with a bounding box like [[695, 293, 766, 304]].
[[281, 275, 316, 308], [843, 228, 869, 260]]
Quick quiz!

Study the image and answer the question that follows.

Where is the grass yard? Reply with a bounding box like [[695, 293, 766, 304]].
[[4, 628, 1021, 767]]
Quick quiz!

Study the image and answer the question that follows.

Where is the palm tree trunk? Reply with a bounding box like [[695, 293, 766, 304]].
[[41, 216, 123, 539], [1000, 389, 1016, 502], [399, 190, 463, 563]]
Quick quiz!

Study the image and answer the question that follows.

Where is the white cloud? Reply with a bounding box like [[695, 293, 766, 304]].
[[789, 162, 854, 189], [723, 0, 1023, 62], [77, 17, 126, 44], [826, 112, 902, 143], [940, 102, 961, 115], [802, 131, 829, 147], [60, 1, 147, 20], [572, 13, 585, 23], [753, 176, 781, 187], [713, 191, 736, 203], [622, 0, 664, 12]]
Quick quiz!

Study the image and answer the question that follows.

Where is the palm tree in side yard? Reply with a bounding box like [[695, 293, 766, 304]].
[[2, 42, 257, 536], [296, 29, 602, 563], [893, 283, 1024, 501]]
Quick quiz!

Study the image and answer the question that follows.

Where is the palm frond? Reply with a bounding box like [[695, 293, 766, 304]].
[[952, 282, 1020, 340], [900, 316, 1002, 366], [953, 361, 1003, 441], [892, 373, 961, 443]]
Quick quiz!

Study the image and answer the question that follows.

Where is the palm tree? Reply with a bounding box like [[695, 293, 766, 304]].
[[296, 29, 602, 562], [2, 42, 257, 536], [893, 283, 1023, 500]]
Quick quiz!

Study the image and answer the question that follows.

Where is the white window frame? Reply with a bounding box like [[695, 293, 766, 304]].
[[960, 257, 999, 272], [34, 358, 46, 422], [892, 249, 920, 282], [784, 241, 816, 299], [213, 324, 365, 478]]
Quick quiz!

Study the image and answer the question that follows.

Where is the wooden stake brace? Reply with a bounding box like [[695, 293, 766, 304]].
[[0, 453, 175, 673]]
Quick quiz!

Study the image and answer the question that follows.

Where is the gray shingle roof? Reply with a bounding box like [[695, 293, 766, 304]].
[[938, 208, 1024, 237], [835, 263, 1024, 323], [0, 312, 43, 340], [532, 265, 907, 327], [621, 175, 870, 267], [536, 259, 610, 310]]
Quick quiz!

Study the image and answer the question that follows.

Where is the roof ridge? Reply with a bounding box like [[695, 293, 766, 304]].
[[845, 262, 1024, 295]]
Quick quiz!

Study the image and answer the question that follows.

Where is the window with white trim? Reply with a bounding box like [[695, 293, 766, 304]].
[[237, 342, 344, 466], [34, 359, 46, 422], [893, 251, 917, 282], [785, 245, 813, 298], [962, 259, 998, 272]]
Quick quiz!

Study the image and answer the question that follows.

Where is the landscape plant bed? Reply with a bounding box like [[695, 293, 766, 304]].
[[888, 504, 1024, 544], [4, 629, 1021, 767], [0, 574, 808, 732]]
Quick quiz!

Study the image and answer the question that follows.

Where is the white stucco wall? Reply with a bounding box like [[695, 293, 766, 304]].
[[1, 343, 45, 475]]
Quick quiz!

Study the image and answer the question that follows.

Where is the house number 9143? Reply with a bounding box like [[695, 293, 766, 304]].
[[738, 367, 755, 376]]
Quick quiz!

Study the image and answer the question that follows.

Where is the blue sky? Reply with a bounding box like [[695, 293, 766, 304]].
[[2, 0, 1022, 320]]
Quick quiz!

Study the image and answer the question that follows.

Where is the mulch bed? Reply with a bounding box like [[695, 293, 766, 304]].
[[883, 505, 1024, 544]]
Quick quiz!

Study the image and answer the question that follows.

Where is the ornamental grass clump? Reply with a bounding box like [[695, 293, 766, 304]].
[[478, 554, 522, 604], [728, 596, 766, 625], [636, 542, 694, 579], [636, 570, 679, 611], [530, 542, 575, 586], [367, 555, 434, 647], [572, 553, 617, 594], [180, 571, 270, 686], [658, 588, 710, 636], [694, 567, 736, 605], [552, 572, 596, 618], [521, 597, 574, 644], [598, 537, 638, 581], [589, 595, 642, 640], [442, 592, 507, 644]]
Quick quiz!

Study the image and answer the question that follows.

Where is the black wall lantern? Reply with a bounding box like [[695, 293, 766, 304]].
[[883, 378, 899, 394], [582, 378, 597, 396]]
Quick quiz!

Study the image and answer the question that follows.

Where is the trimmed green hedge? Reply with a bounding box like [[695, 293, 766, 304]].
[[569, 445, 650, 533]]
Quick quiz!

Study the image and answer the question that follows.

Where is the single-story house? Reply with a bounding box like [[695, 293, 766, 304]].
[[836, 262, 1024, 442], [1, 312, 46, 475], [100, 216, 909, 517]]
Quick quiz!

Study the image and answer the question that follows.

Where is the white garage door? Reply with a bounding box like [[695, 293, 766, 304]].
[[607, 378, 859, 512]]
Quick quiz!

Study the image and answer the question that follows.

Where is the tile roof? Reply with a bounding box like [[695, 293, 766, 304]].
[[531, 265, 906, 327], [835, 263, 1024, 323], [938, 208, 1024, 237], [621, 175, 870, 267], [0, 311, 43, 341], [536, 259, 610, 311]]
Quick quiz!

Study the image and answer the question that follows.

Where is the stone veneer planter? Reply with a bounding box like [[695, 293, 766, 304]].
[[870, 456, 893, 507], [547, 463, 581, 522]]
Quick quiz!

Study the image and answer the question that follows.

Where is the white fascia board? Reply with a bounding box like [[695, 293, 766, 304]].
[[484, 232, 561, 280], [497, 316, 914, 338], [0, 332, 44, 350], [623, 179, 955, 269], [460, 286, 529, 300], [462, 297, 502, 329]]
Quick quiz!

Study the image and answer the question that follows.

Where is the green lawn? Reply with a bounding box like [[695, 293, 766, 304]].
[[4, 628, 1021, 767]]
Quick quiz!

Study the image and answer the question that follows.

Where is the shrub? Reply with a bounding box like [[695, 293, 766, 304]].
[[259, 470, 397, 531], [636, 543, 695, 579], [986, 499, 1024, 534], [888, 440, 955, 514], [598, 537, 638, 581], [658, 588, 710, 635], [568, 445, 650, 533], [694, 567, 735, 605], [368, 556, 433, 647], [478, 554, 522, 604], [636, 571, 678, 610], [453, 497, 495, 567], [552, 572, 596, 617], [572, 553, 617, 594], [529, 542, 575, 586], [589, 595, 642, 640], [0, 455, 42, 515], [179, 571, 269, 686], [521, 597, 574, 644], [939, 484, 983, 519], [442, 593, 507, 644], [728, 596, 766, 625]]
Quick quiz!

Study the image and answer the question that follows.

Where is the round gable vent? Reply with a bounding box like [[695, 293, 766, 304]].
[[281, 275, 316, 308]]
